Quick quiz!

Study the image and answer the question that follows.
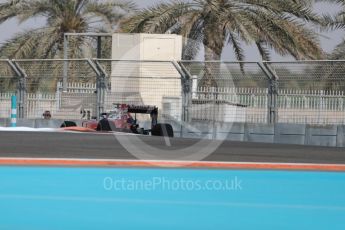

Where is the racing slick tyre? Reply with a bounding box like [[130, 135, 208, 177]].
[[96, 118, 116, 131], [60, 121, 77, 128], [151, 123, 174, 137]]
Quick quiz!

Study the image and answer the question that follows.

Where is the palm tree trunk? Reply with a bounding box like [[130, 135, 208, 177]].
[[200, 28, 224, 89]]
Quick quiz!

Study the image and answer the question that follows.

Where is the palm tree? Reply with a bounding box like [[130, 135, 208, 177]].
[[308, 0, 345, 91], [121, 0, 325, 87], [0, 0, 136, 59], [322, 0, 345, 59]]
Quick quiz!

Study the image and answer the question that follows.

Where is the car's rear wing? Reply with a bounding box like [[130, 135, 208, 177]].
[[127, 105, 158, 114]]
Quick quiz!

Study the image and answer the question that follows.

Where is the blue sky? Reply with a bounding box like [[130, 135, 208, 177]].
[[0, 0, 344, 61]]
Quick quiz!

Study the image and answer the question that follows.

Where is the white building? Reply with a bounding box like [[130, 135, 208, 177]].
[[110, 33, 183, 121]]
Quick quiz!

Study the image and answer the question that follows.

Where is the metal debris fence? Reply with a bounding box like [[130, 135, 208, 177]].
[[0, 59, 345, 125]]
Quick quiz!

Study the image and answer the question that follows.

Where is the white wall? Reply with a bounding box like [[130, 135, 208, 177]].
[[111, 33, 183, 119], [111, 33, 182, 61]]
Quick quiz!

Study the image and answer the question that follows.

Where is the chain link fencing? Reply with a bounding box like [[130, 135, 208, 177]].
[[0, 60, 98, 120], [1, 59, 345, 128], [0, 60, 18, 118], [267, 61, 345, 124], [180, 61, 269, 124]]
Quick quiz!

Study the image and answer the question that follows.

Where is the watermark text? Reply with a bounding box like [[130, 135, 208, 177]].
[[103, 176, 243, 192]]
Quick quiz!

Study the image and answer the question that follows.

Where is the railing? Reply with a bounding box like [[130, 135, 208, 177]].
[[277, 89, 345, 124]]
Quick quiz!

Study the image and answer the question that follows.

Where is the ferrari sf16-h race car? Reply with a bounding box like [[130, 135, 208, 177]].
[[63, 104, 174, 137]]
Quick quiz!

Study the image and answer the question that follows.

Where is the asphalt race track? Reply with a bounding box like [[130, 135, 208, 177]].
[[0, 131, 344, 164]]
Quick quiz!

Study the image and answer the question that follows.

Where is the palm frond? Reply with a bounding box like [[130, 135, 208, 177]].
[[228, 32, 245, 62], [329, 39, 345, 59], [122, 0, 324, 63], [120, 1, 191, 33], [0, 0, 135, 59], [256, 41, 271, 61]]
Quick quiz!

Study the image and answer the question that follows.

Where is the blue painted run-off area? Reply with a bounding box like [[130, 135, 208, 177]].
[[0, 167, 345, 229]]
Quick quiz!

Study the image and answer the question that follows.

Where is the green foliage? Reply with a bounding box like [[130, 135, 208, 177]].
[[319, 0, 345, 58], [121, 0, 325, 62], [0, 0, 136, 59]]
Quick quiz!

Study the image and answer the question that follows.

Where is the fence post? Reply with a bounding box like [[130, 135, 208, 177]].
[[63, 35, 69, 92], [258, 62, 278, 123], [11, 95, 16, 127], [7, 60, 27, 119], [55, 81, 62, 111], [268, 77, 278, 123], [178, 62, 193, 122], [318, 90, 324, 124], [96, 61, 108, 118], [87, 59, 107, 119], [212, 87, 217, 140], [98, 73, 106, 118], [174, 61, 192, 138]]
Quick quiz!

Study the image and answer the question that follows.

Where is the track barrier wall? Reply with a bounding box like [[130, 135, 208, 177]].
[[1, 119, 344, 147]]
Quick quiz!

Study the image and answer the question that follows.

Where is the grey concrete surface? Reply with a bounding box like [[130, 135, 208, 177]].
[[218, 122, 245, 141], [306, 125, 338, 147], [0, 131, 344, 164], [244, 123, 275, 143], [337, 125, 345, 148], [274, 123, 306, 145]]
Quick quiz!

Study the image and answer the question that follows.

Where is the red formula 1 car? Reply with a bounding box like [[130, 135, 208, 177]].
[[63, 104, 174, 137]]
